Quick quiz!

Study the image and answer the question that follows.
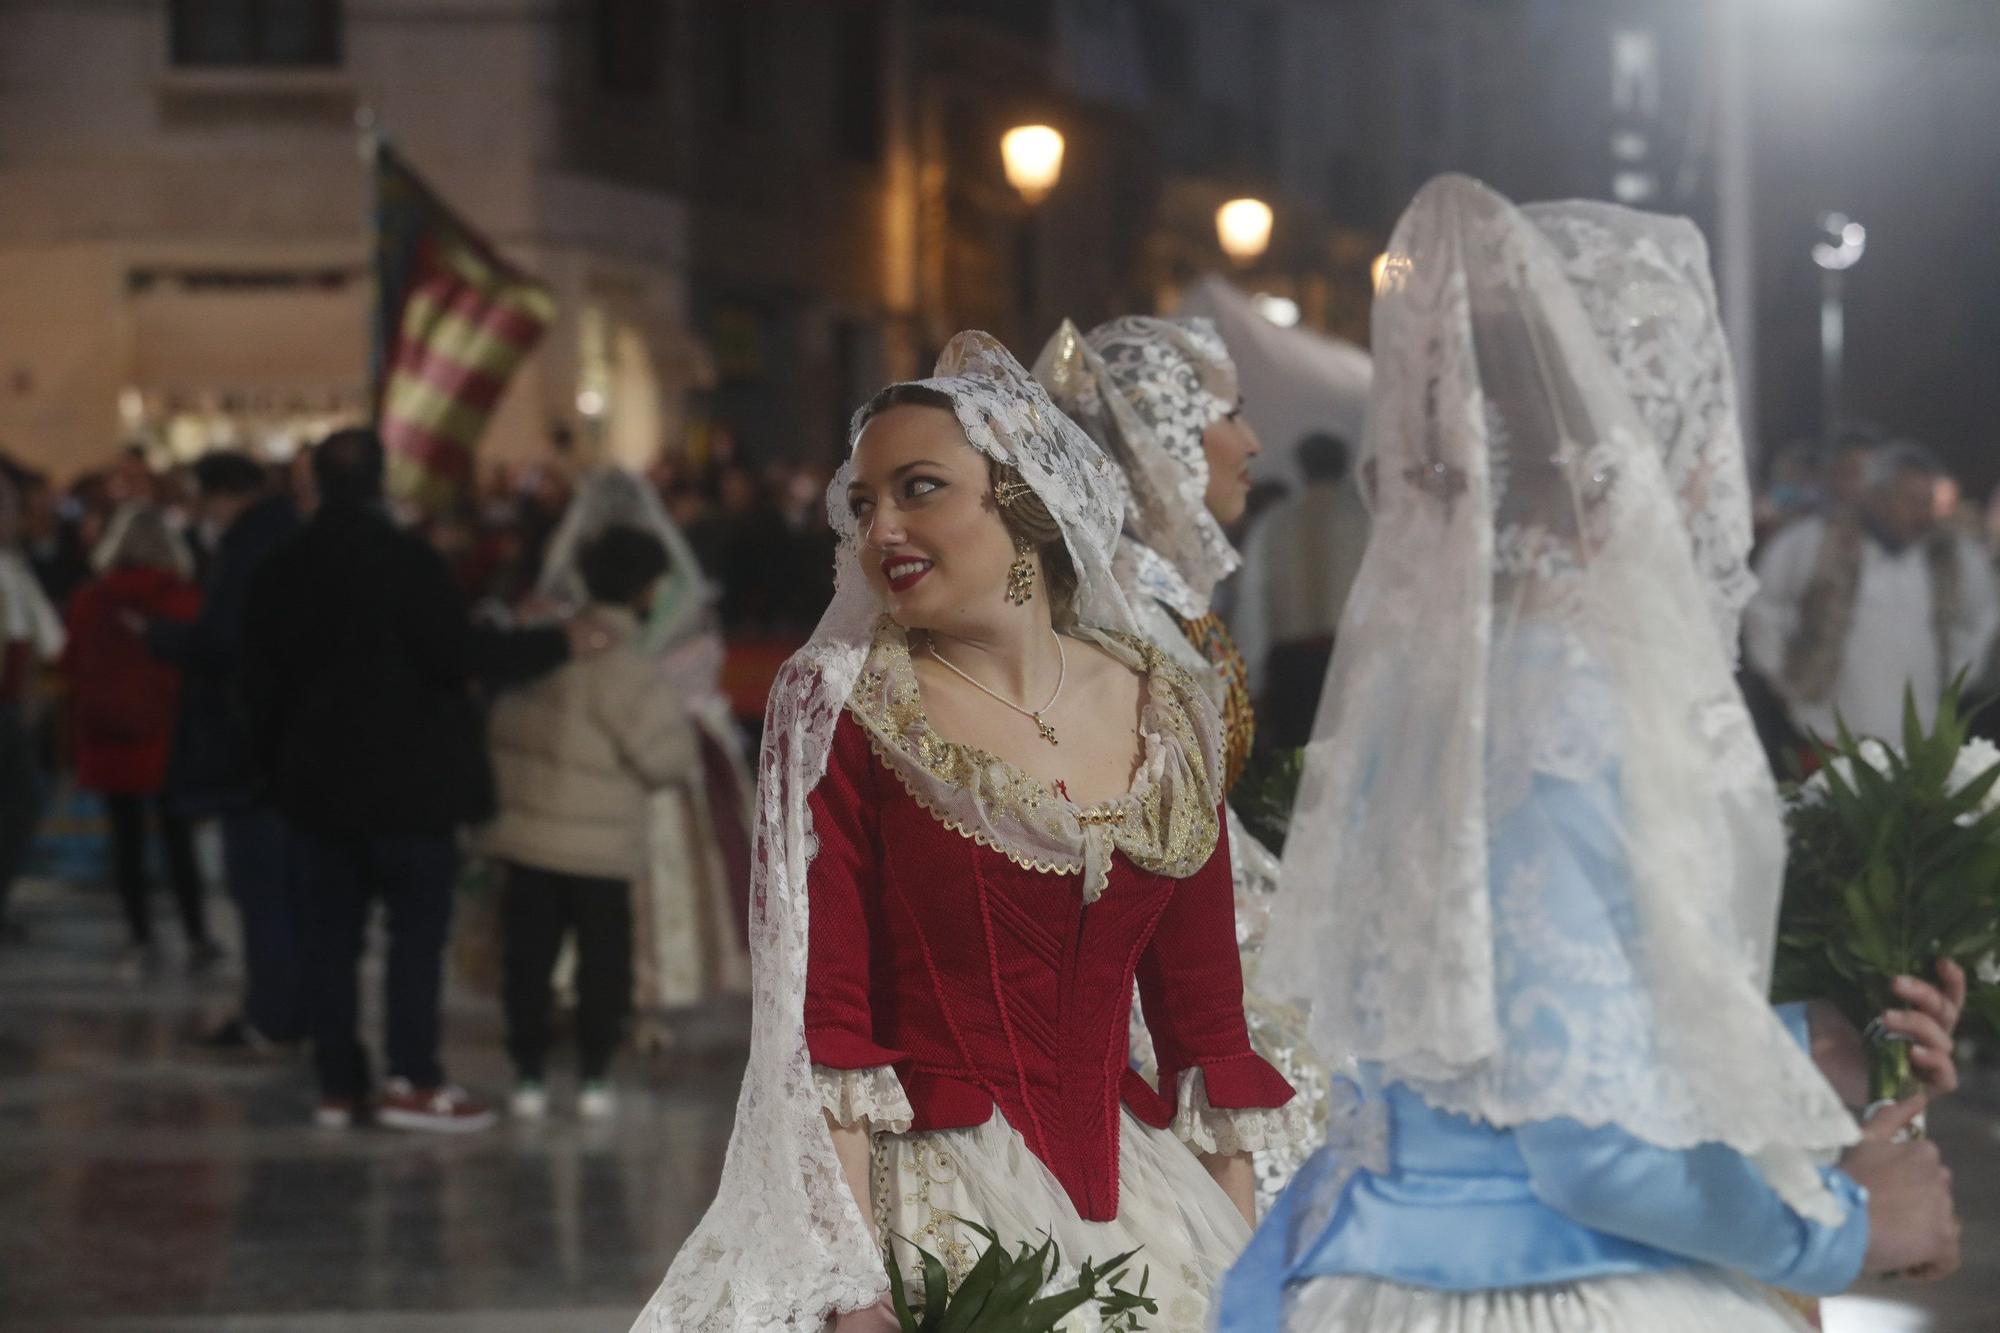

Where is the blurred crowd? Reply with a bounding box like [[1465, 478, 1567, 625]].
[[0, 439, 843, 639], [0, 431, 813, 1129], [4, 414, 1998, 1128]]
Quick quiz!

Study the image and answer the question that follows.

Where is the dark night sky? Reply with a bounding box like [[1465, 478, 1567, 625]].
[[1746, 3, 2000, 491]]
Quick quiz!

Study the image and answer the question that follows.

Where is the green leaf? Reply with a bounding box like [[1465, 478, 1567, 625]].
[[967, 1241, 1048, 1325], [934, 1235, 1006, 1333], [1017, 1290, 1098, 1331], [919, 1246, 950, 1331], [886, 1249, 916, 1333], [1937, 926, 2000, 963], [1904, 684, 1933, 782]]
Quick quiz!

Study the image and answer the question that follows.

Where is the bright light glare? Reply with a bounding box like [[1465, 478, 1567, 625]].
[[1216, 198, 1275, 264], [1372, 252, 1412, 294], [575, 388, 606, 418], [1613, 170, 1657, 203], [1251, 293, 1300, 327], [1813, 212, 1867, 271], [1821, 1294, 1933, 1333], [1001, 125, 1065, 205]]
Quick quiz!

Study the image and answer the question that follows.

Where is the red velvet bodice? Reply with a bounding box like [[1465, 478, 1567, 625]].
[[804, 711, 1293, 1222]]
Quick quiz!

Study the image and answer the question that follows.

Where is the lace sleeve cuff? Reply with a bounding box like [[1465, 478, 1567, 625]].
[[1171, 1065, 1311, 1156], [815, 1064, 915, 1134]]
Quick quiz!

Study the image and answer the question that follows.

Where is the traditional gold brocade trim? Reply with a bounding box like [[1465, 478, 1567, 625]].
[[843, 616, 1221, 885], [1173, 610, 1255, 797], [856, 724, 1086, 878]]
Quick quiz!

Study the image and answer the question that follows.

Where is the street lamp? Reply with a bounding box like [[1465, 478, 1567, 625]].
[[1001, 125, 1064, 205], [1001, 124, 1064, 346], [1812, 211, 1866, 441], [1216, 198, 1274, 266]]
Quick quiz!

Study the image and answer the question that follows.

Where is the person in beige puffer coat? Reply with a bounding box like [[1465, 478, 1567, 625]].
[[481, 524, 697, 1120]]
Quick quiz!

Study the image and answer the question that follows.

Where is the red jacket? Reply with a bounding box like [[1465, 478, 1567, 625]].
[[63, 566, 201, 794], [805, 711, 1293, 1222]]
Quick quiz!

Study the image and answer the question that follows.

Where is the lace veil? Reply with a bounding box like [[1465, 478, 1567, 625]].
[[1526, 200, 1757, 655], [538, 467, 714, 652], [631, 332, 1140, 1331], [1034, 316, 1242, 620], [1258, 176, 1856, 1228]]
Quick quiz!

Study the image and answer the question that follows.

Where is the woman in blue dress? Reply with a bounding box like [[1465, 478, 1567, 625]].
[[1215, 175, 1962, 1332]]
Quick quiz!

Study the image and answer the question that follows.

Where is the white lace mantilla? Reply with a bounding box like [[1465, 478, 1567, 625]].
[[1257, 177, 1857, 1233], [1525, 201, 1758, 656], [1037, 317, 1242, 619]]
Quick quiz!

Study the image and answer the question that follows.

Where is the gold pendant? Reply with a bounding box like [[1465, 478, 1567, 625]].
[[1033, 714, 1059, 746]]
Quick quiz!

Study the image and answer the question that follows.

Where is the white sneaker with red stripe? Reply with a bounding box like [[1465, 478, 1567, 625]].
[[376, 1079, 497, 1133]]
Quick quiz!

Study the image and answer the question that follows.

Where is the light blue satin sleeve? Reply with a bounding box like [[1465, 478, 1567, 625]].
[[1510, 999, 1865, 1295], [1515, 1117, 1868, 1296], [1776, 999, 1812, 1051]]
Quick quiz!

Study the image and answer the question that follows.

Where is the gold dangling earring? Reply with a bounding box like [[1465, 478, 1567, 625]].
[[1005, 537, 1036, 606]]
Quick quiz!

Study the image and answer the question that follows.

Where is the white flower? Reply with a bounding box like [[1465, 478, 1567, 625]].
[[1948, 737, 2000, 822], [1797, 738, 1895, 805], [1041, 1269, 1102, 1333], [1054, 1303, 1103, 1333], [1976, 951, 2000, 988], [1800, 736, 2000, 826]]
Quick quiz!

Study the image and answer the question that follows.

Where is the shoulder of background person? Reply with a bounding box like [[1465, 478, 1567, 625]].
[[226, 494, 301, 554], [1756, 513, 1827, 572]]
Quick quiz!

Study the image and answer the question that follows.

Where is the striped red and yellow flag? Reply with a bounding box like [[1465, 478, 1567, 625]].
[[370, 140, 553, 510]]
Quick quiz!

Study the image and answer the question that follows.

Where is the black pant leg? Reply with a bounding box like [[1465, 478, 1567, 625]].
[[155, 802, 210, 945], [500, 863, 572, 1082], [294, 828, 373, 1099], [569, 874, 634, 1081], [222, 806, 305, 1040], [374, 833, 457, 1089], [104, 792, 152, 944], [0, 705, 38, 928]]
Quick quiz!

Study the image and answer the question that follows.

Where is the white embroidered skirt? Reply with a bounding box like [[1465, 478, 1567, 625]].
[[873, 1107, 1250, 1333], [1281, 1268, 1814, 1333]]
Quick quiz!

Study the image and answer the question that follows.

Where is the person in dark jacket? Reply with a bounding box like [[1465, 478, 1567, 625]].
[[244, 428, 589, 1132], [144, 452, 301, 1045]]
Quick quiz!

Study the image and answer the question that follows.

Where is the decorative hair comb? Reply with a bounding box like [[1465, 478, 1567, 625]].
[[993, 478, 1035, 509]]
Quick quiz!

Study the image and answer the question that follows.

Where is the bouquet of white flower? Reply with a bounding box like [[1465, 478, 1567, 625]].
[[1774, 682, 2000, 1108]]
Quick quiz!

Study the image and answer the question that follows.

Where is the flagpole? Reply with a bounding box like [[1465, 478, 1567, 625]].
[[357, 104, 384, 422]]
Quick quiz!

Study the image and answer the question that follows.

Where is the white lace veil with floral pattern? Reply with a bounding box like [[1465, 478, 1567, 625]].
[[630, 333, 1140, 1331], [1526, 200, 1757, 656], [1034, 316, 1242, 620], [1526, 199, 1782, 980], [1258, 176, 1856, 1226], [538, 467, 714, 652]]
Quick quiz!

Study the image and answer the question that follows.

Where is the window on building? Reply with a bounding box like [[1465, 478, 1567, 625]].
[[169, 0, 342, 68], [595, 0, 663, 96], [705, 0, 774, 131]]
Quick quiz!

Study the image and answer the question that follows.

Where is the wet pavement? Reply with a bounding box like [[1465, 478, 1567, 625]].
[[2, 875, 1995, 1331], [0, 876, 742, 1332]]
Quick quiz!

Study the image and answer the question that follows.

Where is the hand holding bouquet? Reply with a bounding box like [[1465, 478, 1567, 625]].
[[1774, 681, 2000, 1111]]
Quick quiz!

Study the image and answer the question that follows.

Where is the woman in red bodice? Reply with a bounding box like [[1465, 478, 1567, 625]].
[[634, 334, 1297, 1333]]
